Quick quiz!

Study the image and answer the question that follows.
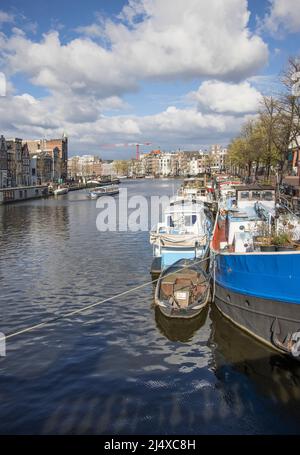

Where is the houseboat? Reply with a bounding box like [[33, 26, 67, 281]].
[[170, 177, 214, 206], [150, 200, 212, 272], [211, 185, 300, 359]]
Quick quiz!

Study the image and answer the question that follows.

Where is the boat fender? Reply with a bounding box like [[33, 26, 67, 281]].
[[291, 332, 300, 357]]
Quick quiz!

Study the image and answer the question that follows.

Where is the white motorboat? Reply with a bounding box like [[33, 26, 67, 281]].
[[54, 186, 69, 196], [87, 185, 119, 199]]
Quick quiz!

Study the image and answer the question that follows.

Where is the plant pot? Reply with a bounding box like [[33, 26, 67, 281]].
[[260, 245, 276, 252], [254, 236, 269, 244], [275, 245, 296, 252]]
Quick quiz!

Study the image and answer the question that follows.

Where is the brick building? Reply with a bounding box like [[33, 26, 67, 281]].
[[0, 135, 8, 188]]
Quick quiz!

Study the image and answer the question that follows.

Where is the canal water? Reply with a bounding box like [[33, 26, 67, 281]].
[[0, 179, 300, 435]]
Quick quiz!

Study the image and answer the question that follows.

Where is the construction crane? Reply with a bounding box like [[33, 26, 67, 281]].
[[133, 143, 152, 160], [99, 142, 152, 160]]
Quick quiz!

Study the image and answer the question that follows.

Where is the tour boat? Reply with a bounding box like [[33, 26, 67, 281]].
[[211, 184, 300, 359], [150, 200, 212, 271], [54, 186, 69, 196], [87, 185, 119, 199], [154, 258, 210, 318]]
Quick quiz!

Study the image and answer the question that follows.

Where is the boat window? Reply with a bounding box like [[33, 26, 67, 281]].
[[262, 191, 274, 201], [240, 191, 249, 199], [184, 216, 191, 226], [183, 215, 197, 226], [184, 215, 197, 226], [252, 191, 261, 199], [167, 216, 174, 227]]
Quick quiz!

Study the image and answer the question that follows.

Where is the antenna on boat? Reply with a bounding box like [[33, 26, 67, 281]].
[[275, 164, 281, 234]]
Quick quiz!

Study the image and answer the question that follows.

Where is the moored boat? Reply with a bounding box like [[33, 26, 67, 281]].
[[211, 184, 300, 359], [154, 258, 211, 318], [54, 186, 69, 196], [170, 176, 215, 206], [150, 200, 212, 272], [87, 184, 119, 199]]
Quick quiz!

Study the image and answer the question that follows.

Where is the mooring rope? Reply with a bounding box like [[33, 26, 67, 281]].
[[0, 255, 213, 343]]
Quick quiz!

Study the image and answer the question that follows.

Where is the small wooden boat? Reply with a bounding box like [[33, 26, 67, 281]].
[[154, 258, 210, 318]]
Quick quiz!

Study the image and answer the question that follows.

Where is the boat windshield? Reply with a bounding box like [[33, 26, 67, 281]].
[[167, 214, 197, 229], [237, 189, 275, 202]]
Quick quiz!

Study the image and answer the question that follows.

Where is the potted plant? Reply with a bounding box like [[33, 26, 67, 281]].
[[253, 222, 276, 251], [259, 238, 276, 252], [270, 232, 296, 251]]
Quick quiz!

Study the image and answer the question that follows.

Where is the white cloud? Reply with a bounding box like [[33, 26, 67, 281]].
[[0, 11, 14, 25], [108, 0, 268, 81], [189, 80, 262, 114], [74, 23, 104, 38], [2, 0, 268, 100], [0, 90, 253, 154], [0, 0, 268, 154], [263, 0, 300, 35]]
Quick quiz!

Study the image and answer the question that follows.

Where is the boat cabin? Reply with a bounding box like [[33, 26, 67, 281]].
[[158, 203, 207, 235], [173, 177, 214, 204], [213, 185, 276, 253]]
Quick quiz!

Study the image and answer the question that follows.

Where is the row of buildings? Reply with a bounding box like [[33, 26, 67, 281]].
[[135, 145, 228, 177], [68, 155, 104, 180], [0, 134, 68, 188], [67, 146, 228, 180], [0, 134, 227, 188]]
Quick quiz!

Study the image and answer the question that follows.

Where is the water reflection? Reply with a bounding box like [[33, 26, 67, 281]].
[[0, 181, 300, 434], [209, 305, 300, 417], [155, 306, 209, 342]]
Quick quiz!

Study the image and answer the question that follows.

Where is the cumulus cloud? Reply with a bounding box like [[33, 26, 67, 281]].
[[189, 80, 262, 114], [0, 10, 14, 25], [0, 90, 254, 154], [74, 23, 104, 38], [262, 0, 300, 35], [0, 0, 268, 153], [2, 0, 268, 99]]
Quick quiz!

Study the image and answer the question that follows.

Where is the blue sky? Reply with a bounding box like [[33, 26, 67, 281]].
[[0, 0, 300, 158]]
